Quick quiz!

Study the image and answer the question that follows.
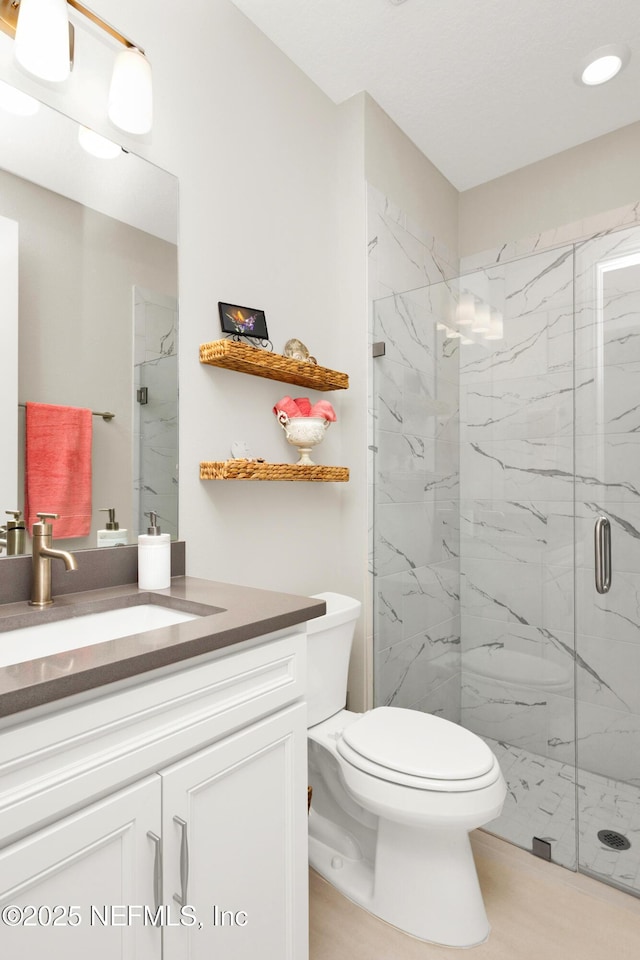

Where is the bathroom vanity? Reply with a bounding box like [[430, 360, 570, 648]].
[[0, 576, 322, 959]]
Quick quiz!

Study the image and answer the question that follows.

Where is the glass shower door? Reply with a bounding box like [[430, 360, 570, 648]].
[[573, 225, 640, 894], [456, 247, 577, 872], [372, 246, 578, 873]]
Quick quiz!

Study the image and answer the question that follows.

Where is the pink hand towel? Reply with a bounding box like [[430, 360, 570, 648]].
[[309, 400, 337, 421], [24, 402, 93, 538], [273, 396, 303, 418], [293, 397, 312, 416]]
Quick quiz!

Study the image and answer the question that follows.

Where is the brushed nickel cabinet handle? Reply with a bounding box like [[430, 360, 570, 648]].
[[172, 816, 189, 906], [146, 831, 162, 910]]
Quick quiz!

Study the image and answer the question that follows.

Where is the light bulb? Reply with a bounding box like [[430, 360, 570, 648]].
[[78, 126, 121, 159], [14, 0, 70, 83], [108, 47, 153, 135]]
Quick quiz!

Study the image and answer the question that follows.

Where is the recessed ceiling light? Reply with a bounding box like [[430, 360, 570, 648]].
[[577, 44, 630, 86]]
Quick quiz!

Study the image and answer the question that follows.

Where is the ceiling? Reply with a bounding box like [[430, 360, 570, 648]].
[[229, 0, 640, 191]]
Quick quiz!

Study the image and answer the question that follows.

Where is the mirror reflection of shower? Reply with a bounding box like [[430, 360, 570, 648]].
[[133, 286, 179, 541]]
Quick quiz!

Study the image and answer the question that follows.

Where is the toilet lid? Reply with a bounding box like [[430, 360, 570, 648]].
[[340, 707, 495, 781]]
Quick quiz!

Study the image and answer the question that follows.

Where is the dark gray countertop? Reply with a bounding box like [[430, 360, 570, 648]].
[[0, 577, 325, 718]]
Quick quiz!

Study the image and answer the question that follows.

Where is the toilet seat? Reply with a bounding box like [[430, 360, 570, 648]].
[[336, 707, 501, 793]]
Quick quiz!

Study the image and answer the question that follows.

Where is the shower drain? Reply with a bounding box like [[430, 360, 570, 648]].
[[597, 829, 631, 851]]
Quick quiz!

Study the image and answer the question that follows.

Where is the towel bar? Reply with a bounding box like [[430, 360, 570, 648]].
[[18, 403, 115, 422]]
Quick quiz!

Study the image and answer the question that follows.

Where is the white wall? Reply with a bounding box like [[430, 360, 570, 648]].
[[0, 216, 18, 518], [364, 94, 459, 256], [0, 0, 371, 702], [459, 121, 640, 258]]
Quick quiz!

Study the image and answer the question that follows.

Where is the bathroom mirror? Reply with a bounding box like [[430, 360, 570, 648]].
[[0, 83, 178, 556]]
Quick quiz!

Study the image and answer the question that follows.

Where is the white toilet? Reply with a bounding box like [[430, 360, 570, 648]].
[[306, 593, 507, 948]]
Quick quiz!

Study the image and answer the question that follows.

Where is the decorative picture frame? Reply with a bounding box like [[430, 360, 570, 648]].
[[218, 302, 269, 341]]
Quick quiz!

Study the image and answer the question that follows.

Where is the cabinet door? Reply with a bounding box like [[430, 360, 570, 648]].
[[161, 703, 308, 960], [0, 776, 161, 960]]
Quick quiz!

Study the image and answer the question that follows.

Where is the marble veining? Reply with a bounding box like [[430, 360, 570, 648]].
[[371, 188, 640, 891], [486, 738, 640, 893]]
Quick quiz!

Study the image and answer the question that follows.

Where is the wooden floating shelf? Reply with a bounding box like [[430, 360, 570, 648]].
[[200, 461, 349, 482], [199, 340, 349, 391]]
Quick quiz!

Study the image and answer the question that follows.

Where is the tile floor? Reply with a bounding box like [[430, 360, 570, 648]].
[[487, 738, 640, 894], [309, 830, 640, 960]]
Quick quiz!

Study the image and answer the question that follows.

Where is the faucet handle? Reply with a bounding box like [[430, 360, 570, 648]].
[[34, 512, 59, 535]]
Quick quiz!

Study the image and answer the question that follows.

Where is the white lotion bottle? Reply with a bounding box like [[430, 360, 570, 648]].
[[138, 512, 171, 589]]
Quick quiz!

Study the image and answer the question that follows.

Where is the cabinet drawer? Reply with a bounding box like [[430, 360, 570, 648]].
[[0, 630, 306, 847]]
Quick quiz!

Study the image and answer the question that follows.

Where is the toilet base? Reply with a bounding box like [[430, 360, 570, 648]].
[[309, 819, 490, 948]]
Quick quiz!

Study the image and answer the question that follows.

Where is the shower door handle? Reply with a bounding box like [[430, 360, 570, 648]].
[[594, 516, 611, 594]]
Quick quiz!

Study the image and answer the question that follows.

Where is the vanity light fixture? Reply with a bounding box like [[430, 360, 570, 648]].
[[108, 46, 152, 135], [0, 0, 152, 134], [578, 44, 630, 86], [14, 0, 70, 82], [78, 125, 121, 159]]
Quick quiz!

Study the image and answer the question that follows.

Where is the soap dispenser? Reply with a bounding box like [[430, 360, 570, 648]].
[[97, 508, 128, 547], [138, 512, 171, 589], [4, 510, 26, 556]]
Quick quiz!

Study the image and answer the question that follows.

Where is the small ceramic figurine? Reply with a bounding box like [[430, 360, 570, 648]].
[[283, 337, 318, 363], [231, 440, 251, 459], [283, 338, 312, 362]]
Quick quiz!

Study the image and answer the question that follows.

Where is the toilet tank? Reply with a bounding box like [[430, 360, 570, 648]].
[[306, 592, 361, 728]]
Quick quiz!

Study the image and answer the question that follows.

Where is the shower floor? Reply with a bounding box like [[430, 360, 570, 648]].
[[483, 738, 640, 896]]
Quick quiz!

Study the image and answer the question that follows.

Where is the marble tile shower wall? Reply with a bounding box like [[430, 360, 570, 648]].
[[368, 185, 462, 721], [459, 215, 640, 788], [457, 245, 577, 767], [369, 188, 640, 781]]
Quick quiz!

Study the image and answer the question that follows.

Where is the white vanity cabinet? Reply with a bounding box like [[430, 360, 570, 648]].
[[0, 629, 309, 960], [0, 776, 162, 959], [161, 703, 306, 960]]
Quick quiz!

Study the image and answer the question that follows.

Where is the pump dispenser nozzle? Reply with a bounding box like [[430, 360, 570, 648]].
[[100, 507, 119, 530], [147, 511, 161, 535]]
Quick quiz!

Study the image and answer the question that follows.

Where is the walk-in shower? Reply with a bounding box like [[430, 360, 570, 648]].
[[372, 221, 640, 896]]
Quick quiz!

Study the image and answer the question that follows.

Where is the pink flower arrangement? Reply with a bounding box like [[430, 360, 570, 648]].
[[273, 396, 337, 421]]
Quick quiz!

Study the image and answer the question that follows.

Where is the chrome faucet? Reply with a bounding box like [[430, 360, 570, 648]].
[[30, 512, 78, 607]]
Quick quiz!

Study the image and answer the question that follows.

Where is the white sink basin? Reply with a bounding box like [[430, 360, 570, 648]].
[[0, 604, 200, 668]]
